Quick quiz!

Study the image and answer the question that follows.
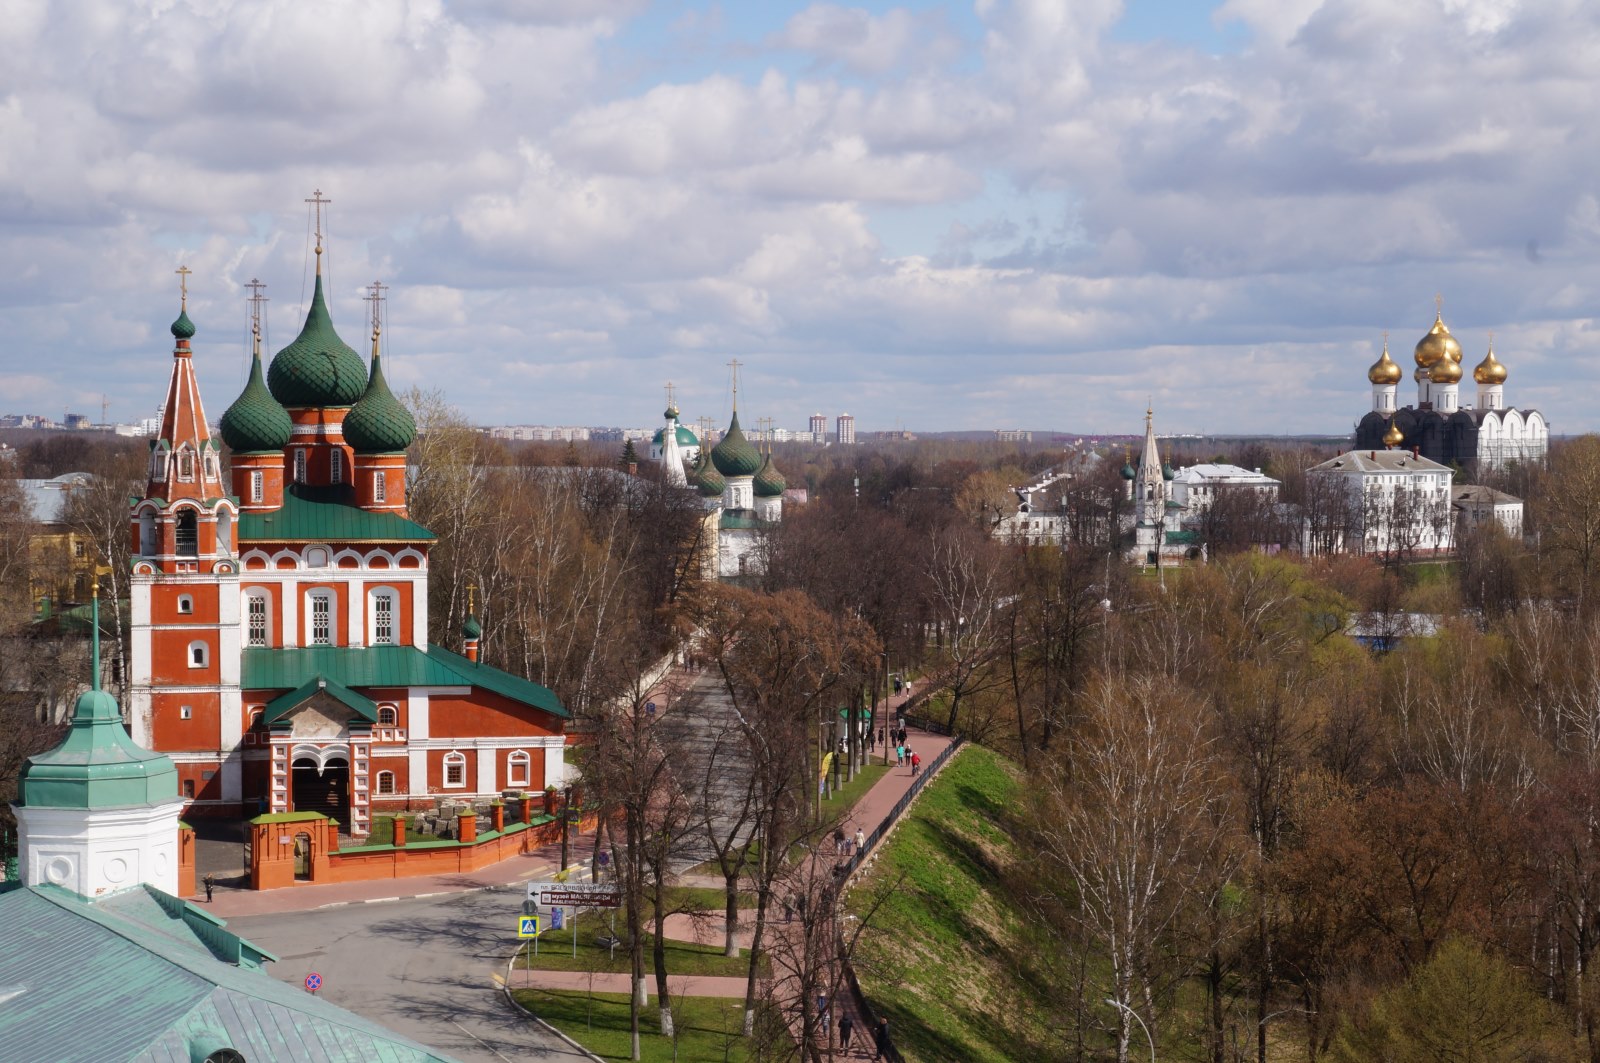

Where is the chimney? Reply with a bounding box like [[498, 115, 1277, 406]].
[[1412, 446, 1419, 459]]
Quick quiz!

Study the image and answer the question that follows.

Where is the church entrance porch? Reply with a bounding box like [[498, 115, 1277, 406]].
[[291, 756, 350, 830]]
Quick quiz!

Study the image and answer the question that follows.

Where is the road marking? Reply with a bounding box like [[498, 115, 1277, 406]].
[[450, 1018, 516, 1062], [491, 972, 505, 986], [364, 896, 400, 904]]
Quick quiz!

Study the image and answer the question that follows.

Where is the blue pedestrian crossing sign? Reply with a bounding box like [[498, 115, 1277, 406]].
[[518, 914, 541, 938]]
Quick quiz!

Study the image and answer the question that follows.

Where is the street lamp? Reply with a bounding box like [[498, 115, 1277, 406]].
[[1103, 999, 1155, 1063], [880, 649, 890, 766]]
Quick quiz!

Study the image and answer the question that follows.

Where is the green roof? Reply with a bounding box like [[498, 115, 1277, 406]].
[[262, 675, 380, 728], [719, 511, 769, 530], [267, 273, 368, 408], [344, 352, 417, 453], [0, 884, 455, 1062], [753, 452, 786, 497], [243, 645, 568, 719], [710, 410, 762, 477], [652, 424, 699, 447], [238, 484, 436, 543], [220, 348, 293, 453], [170, 307, 195, 340], [18, 688, 179, 810]]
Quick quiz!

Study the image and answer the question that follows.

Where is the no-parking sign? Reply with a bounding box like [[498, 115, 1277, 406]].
[[304, 972, 322, 993]]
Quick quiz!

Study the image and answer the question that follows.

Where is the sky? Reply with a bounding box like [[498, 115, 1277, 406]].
[[2, 0, 1599, 437]]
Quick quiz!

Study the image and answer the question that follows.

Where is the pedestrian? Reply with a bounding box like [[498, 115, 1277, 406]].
[[818, 994, 830, 1036], [203, 873, 214, 903], [895, 743, 904, 767], [878, 727, 886, 747], [840, 1012, 855, 1050], [874, 1016, 891, 1060], [834, 826, 847, 854], [854, 827, 866, 853], [797, 893, 807, 923], [912, 751, 922, 776], [781, 894, 794, 924]]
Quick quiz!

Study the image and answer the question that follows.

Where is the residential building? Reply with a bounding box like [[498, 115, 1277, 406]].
[[1168, 464, 1280, 516], [809, 412, 827, 443], [1305, 446, 1455, 557], [1452, 484, 1524, 539], [836, 413, 855, 445]]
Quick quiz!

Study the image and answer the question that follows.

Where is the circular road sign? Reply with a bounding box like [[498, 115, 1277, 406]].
[[305, 973, 322, 993]]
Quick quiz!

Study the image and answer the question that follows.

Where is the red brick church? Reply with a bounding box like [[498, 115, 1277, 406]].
[[127, 234, 568, 839]]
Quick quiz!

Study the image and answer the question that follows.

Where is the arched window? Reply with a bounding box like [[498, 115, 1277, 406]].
[[138, 511, 157, 556], [369, 588, 398, 645], [187, 641, 209, 668], [507, 750, 531, 788], [306, 590, 335, 646], [177, 595, 194, 615], [306, 546, 329, 568], [293, 448, 307, 484], [376, 771, 395, 796], [377, 705, 397, 726], [249, 709, 263, 729], [204, 451, 220, 480], [177, 447, 195, 481], [249, 470, 264, 503], [443, 751, 467, 788], [373, 470, 386, 504], [330, 448, 343, 485], [151, 443, 169, 482], [244, 592, 270, 647], [175, 511, 198, 557], [216, 509, 233, 553]]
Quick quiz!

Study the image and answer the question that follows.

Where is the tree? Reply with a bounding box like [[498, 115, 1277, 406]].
[[60, 449, 143, 691], [1539, 435, 1600, 611], [619, 438, 640, 470], [924, 525, 1009, 733], [1328, 937, 1555, 1063]]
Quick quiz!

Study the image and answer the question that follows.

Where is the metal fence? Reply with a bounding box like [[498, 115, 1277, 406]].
[[835, 732, 966, 1063]]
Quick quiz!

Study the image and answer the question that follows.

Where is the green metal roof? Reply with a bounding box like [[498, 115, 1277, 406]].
[[18, 689, 179, 810], [262, 675, 379, 728], [343, 352, 417, 453], [0, 884, 456, 1062], [219, 348, 293, 454], [710, 410, 762, 477], [719, 511, 769, 530], [243, 645, 568, 718], [237, 484, 436, 543]]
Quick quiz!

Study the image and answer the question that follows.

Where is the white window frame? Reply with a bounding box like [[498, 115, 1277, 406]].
[[177, 446, 195, 482], [245, 592, 270, 647], [306, 590, 335, 646], [187, 641, 208, 668], [293, 448, 307, 484], [180, 705, 193, 720], [152, 444, 169, 482], [443, 751, 467, 789], [177, 595, 194, 615], [373, 470, 386, 504], [250, 470, 264, 503], [507, 750, 531, 788], [377, 705, 397, 726], [330, 448, 343, 484], [376, 770, 396, 796], [369, 587, 398, 646]]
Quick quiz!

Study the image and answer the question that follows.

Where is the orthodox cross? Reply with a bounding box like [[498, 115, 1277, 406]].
[[245, 278, 267, 339], [175, 265, 191, 309], [727, 358, 743, 411], [365, 280, 388, 338], [305, 189, 331, 256]]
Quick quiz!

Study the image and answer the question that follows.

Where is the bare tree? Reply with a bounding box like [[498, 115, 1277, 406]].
[[924, 525, 1009, 733]]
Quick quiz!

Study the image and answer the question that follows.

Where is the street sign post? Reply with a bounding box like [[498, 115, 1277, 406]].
[[304, 972, 322, 994], [526, 880, 622, 908], [518, 914, 542, 938]]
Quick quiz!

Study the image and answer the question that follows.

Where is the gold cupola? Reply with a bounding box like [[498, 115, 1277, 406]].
[[1429, 349, 1463, 384], [1367, 339, 1402, 385], [1474, 341, 1508, 386], [1383, 419, 1404, 448], [1414, 303, 1463, 369]]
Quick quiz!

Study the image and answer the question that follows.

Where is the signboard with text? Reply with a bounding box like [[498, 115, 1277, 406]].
[[527, 880, 622, 908]]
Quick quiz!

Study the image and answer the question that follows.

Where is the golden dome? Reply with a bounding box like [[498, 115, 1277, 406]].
[[1414, 310, 1463, 368], [1383, 419, 1404, 448], [1429, 350, 1462, 384], [1474, 343, 1508, 386], [1367, 340, 1402, 385]]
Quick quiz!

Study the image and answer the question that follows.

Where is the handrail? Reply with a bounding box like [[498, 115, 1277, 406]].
[[835, 733, 966, 1063]]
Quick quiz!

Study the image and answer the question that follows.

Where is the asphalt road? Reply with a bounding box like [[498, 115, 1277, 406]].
[[228, 887, 589, 1063]]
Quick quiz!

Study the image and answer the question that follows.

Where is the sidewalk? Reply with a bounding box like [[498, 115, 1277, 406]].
[[201, 829, 598, 918]]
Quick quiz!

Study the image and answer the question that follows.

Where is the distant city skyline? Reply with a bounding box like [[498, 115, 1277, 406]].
[[2, 2, 1597, 437]]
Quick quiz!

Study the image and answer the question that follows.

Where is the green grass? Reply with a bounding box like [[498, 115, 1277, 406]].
[[513, 988, 754, 1062], [515, 920, 763, 979], [661, 885, 759, 913], [848, 744, 1060, 1063]]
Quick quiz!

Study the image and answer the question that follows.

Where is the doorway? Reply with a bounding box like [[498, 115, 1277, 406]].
[[291, 756, 350, 830], [292, 832, 311, 880]]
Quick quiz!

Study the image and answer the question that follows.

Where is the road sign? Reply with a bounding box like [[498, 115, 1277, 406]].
[[518, 914, 542, 938], [646, 701, 657, 716], [549, 906, 565, 931], [304, 973, 322, 993], [527, 880, 622, 908]]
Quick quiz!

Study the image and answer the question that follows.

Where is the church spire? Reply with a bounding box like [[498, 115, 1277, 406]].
[[146, 267, 224, 504]]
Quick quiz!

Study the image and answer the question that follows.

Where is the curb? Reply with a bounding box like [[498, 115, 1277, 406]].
[[312, 883, 514, 911], [502, 949, 607, 1063]]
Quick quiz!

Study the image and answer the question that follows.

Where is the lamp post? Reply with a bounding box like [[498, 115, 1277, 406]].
[[880, 650, 890, 766], [1104, 998, 1155, 1063]]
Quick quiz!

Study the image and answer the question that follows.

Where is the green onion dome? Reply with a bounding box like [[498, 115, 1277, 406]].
[[1120, 461, 1136, 480], [171, 309, 196, 340], [344, 350, 416, 453], [697, 451, 726, 496], [710, 411, 762, 477], [753, 453, 786, 498], [219, 350, 293, 453], [268, 274, 367, 408], [1161, 462, 1175, 481], [462, 613, 482, 640], [653, 424, 699, 448]]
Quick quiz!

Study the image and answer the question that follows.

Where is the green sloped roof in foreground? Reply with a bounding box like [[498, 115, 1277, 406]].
[[0, 884, 455, 1063], [242, 644, 568, 719], [237, 484, 435, 543]]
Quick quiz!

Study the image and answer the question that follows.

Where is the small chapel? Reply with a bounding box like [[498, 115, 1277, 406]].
[[125, 205, 568, 840]]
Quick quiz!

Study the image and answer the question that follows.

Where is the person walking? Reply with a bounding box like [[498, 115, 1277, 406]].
[[840, 1012, 856, 1052], [203, 873, 214, 903], [873, 1016, 891, 1060], [911, 751, 921, 776], [781, 894, 794, 924], [895, 743, 904, 767], [854, 827, 866, 854], [818, 994, 830, 1037]]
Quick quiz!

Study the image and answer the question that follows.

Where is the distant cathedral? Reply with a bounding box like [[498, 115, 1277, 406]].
[[1354, 302, 1547, 471]]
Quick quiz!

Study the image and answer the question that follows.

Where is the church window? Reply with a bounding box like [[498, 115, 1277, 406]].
[[308, 592, 334, 645], [330, 448, 343, 484], [250, 709, 263, 729], [246, 594, 269, 646], [377, 705, 397, 726], [507, 750, 531, 788], [376, 771, 395, 795], [204, 452, 219, 479], [177, 595, 193, 615], [175, 511, 198, 557], [250, 470, 263, 503], [373, 470, 386, 503], [183, 780, 195, 799], [443, 752, 466, 788], [152, 445, 168, 482], [306, 546, 329, 568], [370, 589, 397, 645], [178, 448, 195, 481], [180, 705, 192, 720], [293, 449, 307, 484], [188, 641, 208, 668]]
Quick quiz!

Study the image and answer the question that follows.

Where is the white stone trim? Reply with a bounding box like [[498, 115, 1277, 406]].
[[16, 799, 185, 900]]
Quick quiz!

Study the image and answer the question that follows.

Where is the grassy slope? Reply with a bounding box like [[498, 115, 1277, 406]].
[[849, 744, 1056, 1062], [512, 988, 753, 1063]]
